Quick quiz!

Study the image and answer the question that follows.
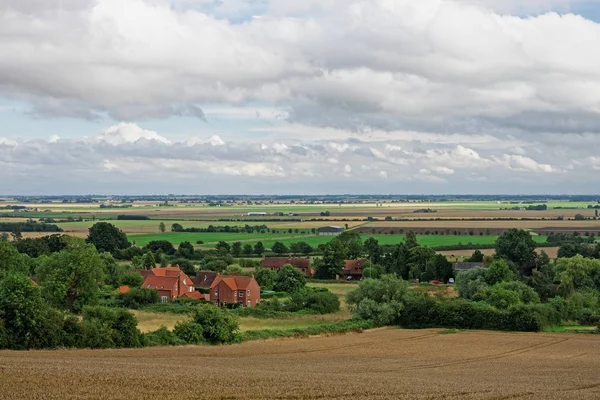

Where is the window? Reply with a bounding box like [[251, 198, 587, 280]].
[[239, 291, 244, 298], [247, 290, 250, 297], [161, 296, 168, 303], [214, 289, 218, 296], [233, 291, 237, 297]]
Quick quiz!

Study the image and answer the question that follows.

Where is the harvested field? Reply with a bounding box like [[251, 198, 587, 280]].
[[368, 220, 600, 230], [2, 329, 600, 399], [437, 246, 560, 259]]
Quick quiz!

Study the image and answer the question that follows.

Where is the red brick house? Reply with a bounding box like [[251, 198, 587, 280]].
[[140, 266, 195, 303], [342, 259, 367, 281], [260, 257, 313, 277], [209, 274, 260, 307]]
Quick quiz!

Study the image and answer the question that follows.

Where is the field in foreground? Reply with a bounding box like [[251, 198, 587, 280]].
[[2, 329, 600, 399]]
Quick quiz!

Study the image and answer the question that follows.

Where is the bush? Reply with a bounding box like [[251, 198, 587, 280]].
[[144, 326, 186, 346], [399, 294, 554, 332], [274, 265, 306, 293], [577, 309, 600, 326], [116, 288, 160, 309], [121, 272, 144, 287], [346, 275, 409, 326], [288, 291, 340, 314], [173, 321, 206, 345], [81, 306, 143, 348], [190, 304, 240, 344]]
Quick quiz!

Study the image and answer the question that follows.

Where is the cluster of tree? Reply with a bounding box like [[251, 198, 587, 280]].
[[170, 223, 268, 233], [254, 265, 307, 293], [243, 288, 340, 316], [117, 215, 149, 220], [0, 222, 63, 233], [557, 242, 600, 259], [547, 233, 596, 244]]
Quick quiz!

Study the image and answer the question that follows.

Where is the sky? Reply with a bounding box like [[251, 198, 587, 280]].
[[1, 0, 600, 195]]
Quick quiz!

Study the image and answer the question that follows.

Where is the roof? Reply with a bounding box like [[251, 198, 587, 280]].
[[344, 259, 367, 274], [194, 271, 218, 288], [454, 262, 485, 270], [261, 257, 310, 269], [115, 285, 131, 294], [210, 275, 259, 291], [181, 291, 203, 299], [143, 275, 179, 291], [318, 225, 344, 231]]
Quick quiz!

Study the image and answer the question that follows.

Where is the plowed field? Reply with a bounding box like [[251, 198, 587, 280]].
[[1, 329, 600, 399]]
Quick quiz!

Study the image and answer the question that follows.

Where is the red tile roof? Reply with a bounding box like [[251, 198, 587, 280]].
[[261, 257, 310, 269], [210, 275, 258, 291], [344, 259, 367, 274], [143, 275, 179, 291], [115, 285, 131, 294]]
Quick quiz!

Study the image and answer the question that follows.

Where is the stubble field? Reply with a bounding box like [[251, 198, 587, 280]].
[[1, 329, 599, 400]]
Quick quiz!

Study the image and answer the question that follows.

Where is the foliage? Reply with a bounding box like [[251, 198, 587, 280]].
[[145, 240, 176, 256], [189, 304, 240, 344], [315, 239, 346, 279], [495, 229, 537, 276], [173, 321, 206, 345], [116, 288, 160, 309], [36, 239, 105, 312], [346, 274, 409, 325], [240, 320, 374, 342], [254, 267, 277, 291], [288, 290, 340, 314], [87, 222, 130, 254], [0, 241, 31, 275], [170, 258, 196, 276], [274, 264, 307, 293], [81, 306, 143, 348], [144, 326, 186, 346]]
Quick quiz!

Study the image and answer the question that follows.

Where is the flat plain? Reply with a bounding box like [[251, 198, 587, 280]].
[[1, 329, 599, 400]]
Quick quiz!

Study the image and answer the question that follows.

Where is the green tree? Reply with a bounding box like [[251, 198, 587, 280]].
[[224, 264, 243, 275], [87, 222, 129, 254], [346, 274, 409, 325], [485, 259, 515, 285], [242, 243, 253, 256], [363, 237, 381, 264], [274, 264, 306, 293], [36, 240, 105, 312], [495, 229, 537, 276], [189, 304, 239, 344], [171, 223, 184, 232], [0, 273, 48, 349], [176, 241, 195, 259], [315, 240, 346, 279], [0, 241, 29, 275], [146, 240, 175, 256], [158, 222, 166, 233], [170, 259, 195, 276], [271, 241, 289, 255], [231, 242, 242, 257], [142, 252, 156, 269], [254, 267, 277, 291], [254, 242, 265, 256], [289, 241, 313, 256], [468, 249, 484, 262], [216, 241, 231, 254], [405, 231, 418, 249]]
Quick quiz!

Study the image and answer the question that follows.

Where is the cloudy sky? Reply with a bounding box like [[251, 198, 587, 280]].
[[1, 0, 600, 195]]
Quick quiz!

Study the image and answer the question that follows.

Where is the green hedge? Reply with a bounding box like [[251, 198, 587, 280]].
[[399, 294, 559, 332], [241, 320, 374, 341]]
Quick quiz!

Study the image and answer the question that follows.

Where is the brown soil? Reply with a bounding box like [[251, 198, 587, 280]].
[[1, 329, 599, 399]]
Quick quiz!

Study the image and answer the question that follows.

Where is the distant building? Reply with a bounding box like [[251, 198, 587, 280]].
[[261, 257, 313, 277], [343, 259, 367, 280], [139, 266, 196, 303], [248, 212, 267, 216], [209, 275, 261, 307], [317, 226, 345, 236], [453, 262, 485, 271]]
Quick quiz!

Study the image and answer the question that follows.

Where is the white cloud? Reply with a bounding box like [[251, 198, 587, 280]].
[[492, 154, 556, 173], [99, 123, 171, 145]]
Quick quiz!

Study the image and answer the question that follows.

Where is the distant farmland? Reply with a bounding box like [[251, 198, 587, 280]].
[[127, 232, 548, 248]]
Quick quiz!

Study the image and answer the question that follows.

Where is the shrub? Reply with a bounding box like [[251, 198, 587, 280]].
[[144, 326, 186, 346], [81, 306, 143, 348], [190, 304, 240, 344], [577, 309, 600, 326], [346, 275, 409, 325], [116, 288, 160, 309], [288, 291, 340, 314], [173, 321, 206, 345], [274, 265, 306, 293]]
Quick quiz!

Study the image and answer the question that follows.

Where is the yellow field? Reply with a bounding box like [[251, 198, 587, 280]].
[[1, 329, 599, 399]]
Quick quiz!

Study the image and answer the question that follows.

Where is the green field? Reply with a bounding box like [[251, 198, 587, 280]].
[[128, 232, 549, 249]]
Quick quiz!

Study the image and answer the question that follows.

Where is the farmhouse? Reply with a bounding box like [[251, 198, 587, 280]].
[[261, 257, 313, 277], [193, 271, 218, 289], [139, 266, 196, 303], [454, 262, 485, 271], [317, 226, 345, 236], [343, 259, 367, 280], [209, 275, 260, 307]]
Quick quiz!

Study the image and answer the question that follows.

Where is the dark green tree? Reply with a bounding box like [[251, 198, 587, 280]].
[[315, 240, 346, 279], [87, 222, 130, 254], [274, 264, 306, 293], [495, 229, 537, 276], [231, 242, 242, 257], [271, 241, 289, 255], [289, 241, 313, 256], [254, 242, 265, 256], [242, 243, 253, 256], [254, 267, 277, 291]]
